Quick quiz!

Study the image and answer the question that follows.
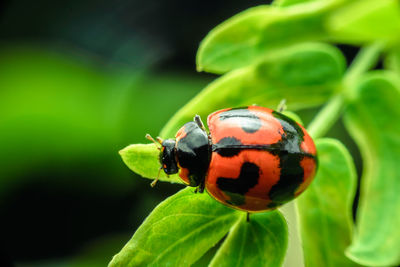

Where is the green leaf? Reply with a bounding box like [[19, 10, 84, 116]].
[[384, 46, 400, 74], [209, 211, 288, 267], [273, 0, 322, 7], [296, 138, 359, 267], [119, 144, 182, 183], [196, 0, 344, 73], [109, 188, 240, 267], [343, 71, 400, 266], [282, 111, 303, 125], [162, 43, 345, 137], [327, 0, 400, 44]]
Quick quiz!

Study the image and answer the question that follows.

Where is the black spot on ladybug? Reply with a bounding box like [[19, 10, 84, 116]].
[[213, 137, 243, 157], [268, 111, 307, 204], [269, 151, 304, 204], [217, 162, 260, 205], [219, 109, 262, 133]]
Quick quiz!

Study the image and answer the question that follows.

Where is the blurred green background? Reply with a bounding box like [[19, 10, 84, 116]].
[[0, 0, 270, 266], [0, 1, 362, 266]]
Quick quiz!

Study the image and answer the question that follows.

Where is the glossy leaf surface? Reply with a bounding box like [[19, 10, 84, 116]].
[[327, 0, 400, 44], [162, 43, 345, 137], [344, 72, 400, 266], [296, 138, 359, 267], [209, 211, 288, 267], [197, 1, 343, 73], [109, 188, 240, 267]]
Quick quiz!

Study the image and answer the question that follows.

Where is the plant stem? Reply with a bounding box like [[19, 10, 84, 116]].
[[307, 42, 384, 139], [307, 94, 344, 139], [345, 42, 385, 85]]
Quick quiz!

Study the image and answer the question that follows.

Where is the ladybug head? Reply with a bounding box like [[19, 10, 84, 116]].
[[160, 139, 178, 175]]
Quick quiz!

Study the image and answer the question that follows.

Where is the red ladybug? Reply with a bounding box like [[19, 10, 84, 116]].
[[147, 106, 317, 212]]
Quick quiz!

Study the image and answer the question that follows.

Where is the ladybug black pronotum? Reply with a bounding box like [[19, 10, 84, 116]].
[[147, 106, 317, 213]]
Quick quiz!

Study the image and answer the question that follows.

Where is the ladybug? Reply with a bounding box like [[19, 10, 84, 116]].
[[146, 106, 317, 212]]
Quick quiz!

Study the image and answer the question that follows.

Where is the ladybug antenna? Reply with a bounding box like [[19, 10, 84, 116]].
[[150, 167, 163, 187], [194, 115, 206, 131], [145, 134, 163, 150], [277, 99, 287, 112]]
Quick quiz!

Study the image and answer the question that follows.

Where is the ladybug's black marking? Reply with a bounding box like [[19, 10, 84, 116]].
[[268, 111, 306, 203], [269, 152, 305, 203], [272, 111, 304, 146], [219, 108, 262, 133], [213, 137, 243, 157], [176, 121, 211, 187], [217, 162, 260, 206]]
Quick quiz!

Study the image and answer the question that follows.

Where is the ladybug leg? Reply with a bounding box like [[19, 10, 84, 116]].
[[194, 115, 206, 132], [198, 181, 205, 193], [193, 181, 205, 194], [277, 99, 287, 112], [246, 212, 250, 222], [150, 167, 163, 187]]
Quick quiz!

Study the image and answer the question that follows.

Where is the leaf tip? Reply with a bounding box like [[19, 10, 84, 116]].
[[344, 246, 371, 267], [196, 64, 204, 72], [118, 144, 135, 159]]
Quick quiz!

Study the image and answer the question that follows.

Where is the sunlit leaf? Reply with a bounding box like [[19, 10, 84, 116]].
[[209, 211, 288, 267], [119, 144, 182, 183], [162, 43, 345, 137], [296, 138, 360, 267], [327, 0, 400, 44], [343, 71, 400, 266], [109, 188, 240, 267], [197, 0, 344, 74]]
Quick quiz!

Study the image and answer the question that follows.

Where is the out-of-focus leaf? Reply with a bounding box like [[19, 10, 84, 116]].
[[344, 71, 400, 266], [109, 188, 240, 267], [384, 46, 400, 74], [66, 234, 131, 267], [0, 45, 209, 195], [296, 138, 360, 267], [162, 43, 345, 137], [197, 0, 344, 74], [280, 202, 304, 267], [209, 211, 287, 267], [273, 0, 322, 7], [119, 144, 182, 184], [327, 0, 400, 44]]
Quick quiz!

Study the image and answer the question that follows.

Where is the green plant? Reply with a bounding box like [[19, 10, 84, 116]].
[[110, 0, 400, 266]]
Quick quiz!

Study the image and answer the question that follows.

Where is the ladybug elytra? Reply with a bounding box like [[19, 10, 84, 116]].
[[147, 106, 317, 212]]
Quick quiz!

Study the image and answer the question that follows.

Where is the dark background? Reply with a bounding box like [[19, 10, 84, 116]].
[[0, 1, 361, 266]]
